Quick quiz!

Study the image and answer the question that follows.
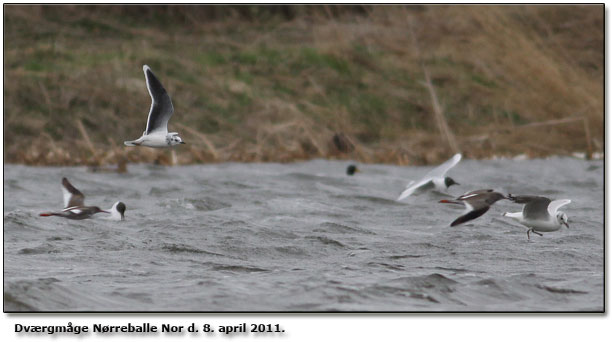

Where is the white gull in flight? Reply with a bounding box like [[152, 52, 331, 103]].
[[397, 153, 461, 200], [124, 65, 185, 148]]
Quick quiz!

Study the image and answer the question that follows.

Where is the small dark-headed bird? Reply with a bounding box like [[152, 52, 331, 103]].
[[346, 164, 360, 176], [103, 201, 127, 221]]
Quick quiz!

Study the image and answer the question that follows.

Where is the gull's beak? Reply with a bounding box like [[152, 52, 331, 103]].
[[563, 222, 569, 229], [180, 141, 186, 144], [101, 210, 110, 214], [355, 168, 361, 173]]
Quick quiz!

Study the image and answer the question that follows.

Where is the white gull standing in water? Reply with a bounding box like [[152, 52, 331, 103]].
[[124, 65, 185, 148]]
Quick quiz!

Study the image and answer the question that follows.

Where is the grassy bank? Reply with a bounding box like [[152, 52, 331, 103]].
[[3, 5, 603, 166]]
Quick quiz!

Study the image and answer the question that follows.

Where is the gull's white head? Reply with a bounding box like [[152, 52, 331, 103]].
[[168, 132, 186, 146], [556, 212, 569, 228]]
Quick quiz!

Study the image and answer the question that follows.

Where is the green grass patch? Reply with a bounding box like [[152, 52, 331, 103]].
[[231, 51, 258, 65], [196, 51, 227, 67], [72, 18, 132, 38], [504, 110, 527, 125], [272, 81, 296, 96], [299, 48, 351, 75], [8, 122, 37, 136], [258, 46, 283, 65], [471, 73, 497, 88], [43, 121, 63, 140], [233, 70, 254, 84], [349, 93, 389, 142]]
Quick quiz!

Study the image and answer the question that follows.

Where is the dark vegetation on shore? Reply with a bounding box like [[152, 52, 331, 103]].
[[3, 5, 603, 166]]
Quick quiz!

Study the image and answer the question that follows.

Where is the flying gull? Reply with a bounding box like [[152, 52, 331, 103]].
[[397, 153, 461, 200], [503, 195, 571, 239], [124, 65, 185, 148]]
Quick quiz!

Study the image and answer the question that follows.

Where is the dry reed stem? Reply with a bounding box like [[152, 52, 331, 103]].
[[37, 81, 53, 116], [175, 123, 219, 160], [41, 132, 59, 152], [495, 115, 593, 159], [407, 11, 460, 155], [186, 145, 205, 163], [171, 150, 177, 166], [76, 119, 99, 164], [421, 66, 460, 154], [582, 117, 593, 160], [518, 116, 584, 128]]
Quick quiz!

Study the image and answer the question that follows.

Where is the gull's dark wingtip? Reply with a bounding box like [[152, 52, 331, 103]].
[[61, 177, 72, 187]]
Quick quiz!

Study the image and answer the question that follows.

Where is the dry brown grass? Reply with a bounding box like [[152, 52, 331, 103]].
[[3, 5, 603, 167]]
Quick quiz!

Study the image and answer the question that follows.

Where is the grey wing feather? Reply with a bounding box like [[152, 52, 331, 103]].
[[508, 195, 548, 204], [61, 178, 85, 208], [457, 189, 493, 200], [144, 65, 174, 135], [425, 153, 462, 178], [519, 196, 552, 220], [397, 179, 433, 200]]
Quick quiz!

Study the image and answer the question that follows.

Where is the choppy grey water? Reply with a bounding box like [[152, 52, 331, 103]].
[[3, 158, 604, 311]]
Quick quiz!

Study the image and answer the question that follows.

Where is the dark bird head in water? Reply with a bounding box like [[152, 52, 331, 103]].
[[346, 165, 360, 175], [444, 177, 459, 188], [116, 202, 127, 221]]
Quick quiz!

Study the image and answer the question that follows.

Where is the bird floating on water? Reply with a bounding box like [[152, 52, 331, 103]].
[[124, 65, 185, 148], [397, 153, 461, 200], [102, 201, 127, 221], [503, 195, 571, 240], [346, 164, 360, 176]]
